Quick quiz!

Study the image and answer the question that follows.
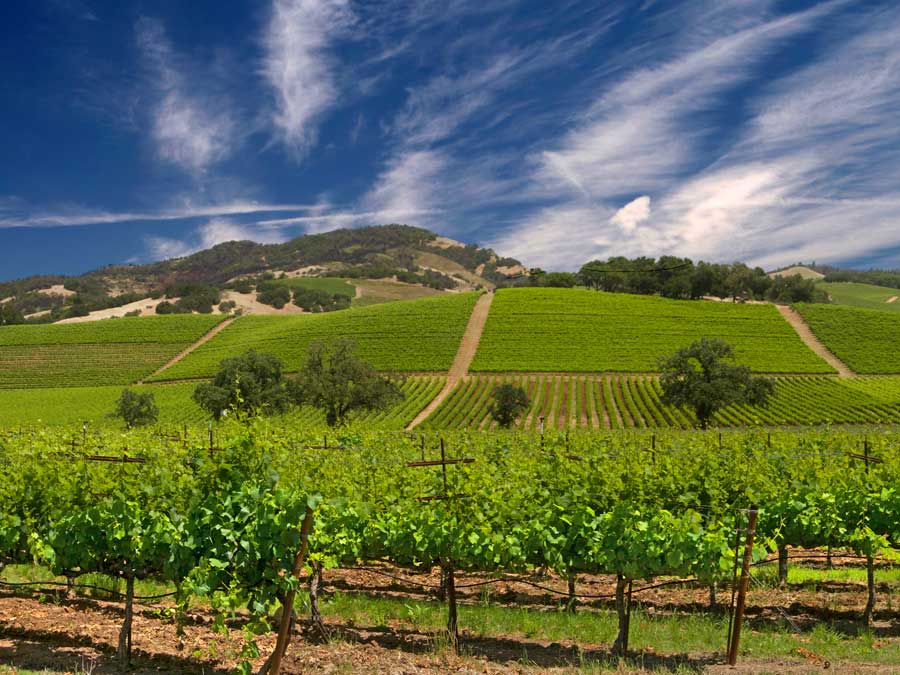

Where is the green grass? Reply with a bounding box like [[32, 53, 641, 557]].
[[0, 315, 225, 389], [818, 282, 900, 312], [795, 303, 900, 374], [272, 276, 356, 297], [0, 314, 223, 346], [321, 592, 900, 666], [0, 376, 443, 429], [0, 382, 204, 427], [471, 289, 833, 374], [150, 292, 479, 379]]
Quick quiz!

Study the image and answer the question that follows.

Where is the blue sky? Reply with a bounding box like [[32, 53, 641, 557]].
[[1, 0, 899, 281]]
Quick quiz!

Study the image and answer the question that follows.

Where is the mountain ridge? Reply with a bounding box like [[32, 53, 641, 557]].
[[0, 225, 523, 323]]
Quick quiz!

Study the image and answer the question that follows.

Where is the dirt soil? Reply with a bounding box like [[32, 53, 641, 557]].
[[56, 297, 173, 324], [0, 557, 897, 674], [218, 291, 306, 316], [36, 285, 76, 298]]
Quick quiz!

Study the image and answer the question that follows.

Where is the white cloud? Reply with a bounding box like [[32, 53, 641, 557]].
[[0, 201, 317, 229], [143, 218, 287, 262], [487, 204, 615, 270], [490, 2, 855, 269], [610, 196, 651, 234], [533, 4, 834, 202], [392, 54, 525, 146], [136, 18, 236, 173], [262, 0, 353, 158], [145, 235, 194, 261], [362, 150, 446, 218]]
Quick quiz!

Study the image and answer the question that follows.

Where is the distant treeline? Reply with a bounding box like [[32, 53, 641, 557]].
[[821, 267, 900, 290], [526, 257, 826, 304]]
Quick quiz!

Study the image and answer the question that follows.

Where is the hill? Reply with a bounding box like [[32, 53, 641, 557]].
[[11, 284, 900, 428], [470, 288, 833, 374], [817, 281, 900, 312], [0, 225, 520, 323], [0, 314, 225, 388], [794, 303, 900, 374], [768, 265, 825, 280], [149, 292, 480, 380]]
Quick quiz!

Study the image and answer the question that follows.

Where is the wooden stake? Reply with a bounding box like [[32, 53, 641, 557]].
[[443, 558, 458, 650], [727, 507, 757, 666], [117, 574, 135, 670], [863, 554, 876, 626], [266, 506, 315, 675], [567, 573, 577, 613]]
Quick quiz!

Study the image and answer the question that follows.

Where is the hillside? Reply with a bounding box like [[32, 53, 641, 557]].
[[818, 281, 900, 312], [794, 303, 900, 374], [0, 314, 225, 388], [0, 225, 520, 323], [10, 284, 900, 428], [768, 265, 825, 280], [149, 292, 480, 380], [470, 288, 833, 374]]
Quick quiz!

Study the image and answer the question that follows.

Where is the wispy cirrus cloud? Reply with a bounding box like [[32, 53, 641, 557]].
[[144, 218, 287, 261], [0, 201, 317, 229], [488, 0, 849, 269], [262, 0, 354, 158], [136, 17, 237, 174]]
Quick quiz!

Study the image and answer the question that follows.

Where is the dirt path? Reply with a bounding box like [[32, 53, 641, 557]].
[[406, 292, 494, 429], [141, 317, 236, 383], [887, 296, 897, 304], [775, 305, 855, 377]]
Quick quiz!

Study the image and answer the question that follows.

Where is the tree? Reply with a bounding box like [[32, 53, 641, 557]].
[[0, 303, 24, 326], [658, 338, 774, 429], [540, 272, 577, 288], [488, 384, 529, 428], [257, 282, 292, 309], [193, 350, 293, 420], [113, 388, 159, 428], [291, 339, 403, 426]]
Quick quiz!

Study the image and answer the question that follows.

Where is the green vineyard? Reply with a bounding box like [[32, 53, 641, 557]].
[[424, 374, 900, 429], [471, 288, 834, 373], [795, 303, 900, 373], [151, 293, 479, 380], [0, 424, 898, 669], [0, 315, 225, 389], [0, 376, 444, 429]]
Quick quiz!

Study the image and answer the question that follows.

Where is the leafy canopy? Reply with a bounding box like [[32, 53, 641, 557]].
[[193, 349, 293, 420], [292, 338, 403, 426], [489, 383, 529, 428], [658, 338, 774, 429], [112, 388, 159, 428]]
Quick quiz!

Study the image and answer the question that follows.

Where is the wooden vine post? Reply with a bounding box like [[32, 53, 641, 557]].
[[727, 506, 757, 666], [265, 505, 315, 675], [116, 574, 135, 669], [406, 437, 474, 651], [75, 447, 147, 670]]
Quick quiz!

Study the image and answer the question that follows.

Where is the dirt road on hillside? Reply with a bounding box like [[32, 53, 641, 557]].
[[406, 292, 494, 429], [775, 305, 854, 377], [142, 317, 236, 382]]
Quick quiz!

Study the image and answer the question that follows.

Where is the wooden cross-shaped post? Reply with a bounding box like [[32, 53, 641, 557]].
[[406, 438, 475, 649]]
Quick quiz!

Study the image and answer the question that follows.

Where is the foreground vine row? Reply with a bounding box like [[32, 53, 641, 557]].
[[0, 423, 897, 666]]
